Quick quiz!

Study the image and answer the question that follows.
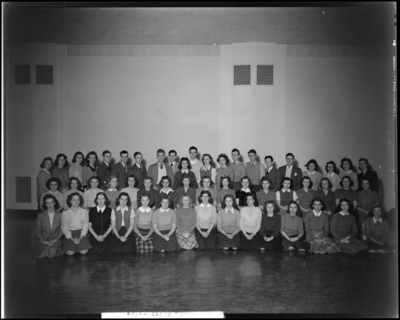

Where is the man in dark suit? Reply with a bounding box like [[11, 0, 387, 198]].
[[147, 149, 175, 190], [278, 153, 303, 191], [168, 150, 179, 175], [128, 151, 147, 190], [111, 150, 129, 190], [97, 150, 113, 190], [264, 155, 282, 192]]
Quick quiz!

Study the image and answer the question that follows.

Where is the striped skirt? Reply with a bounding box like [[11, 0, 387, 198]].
[[306, 231, 339, 254], [176, 230, 198, 250], [217, 231, 240, 249], [63, 230, 92, 253], [135, 227, 154, 253]]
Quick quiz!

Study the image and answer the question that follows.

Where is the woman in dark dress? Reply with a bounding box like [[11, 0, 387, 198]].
[[259, 200, 282, 252]]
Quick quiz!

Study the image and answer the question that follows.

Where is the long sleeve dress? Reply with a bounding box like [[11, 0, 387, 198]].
[[217, 208, 241, 249], [176, 207, 198, 250], [239, 206, 262, 251], [34, 211, 64, 258], [259, 213, 282, 251], [280, 214, 308, 251]]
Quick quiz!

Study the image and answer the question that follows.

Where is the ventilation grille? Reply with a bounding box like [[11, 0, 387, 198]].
[[36, 177, 41, 203], [36, 65, 53, 85], [16, 176, 31, 203], [257, 65, 274, 85], [15, 65, 30, 84], [234, 65, 251, 85]]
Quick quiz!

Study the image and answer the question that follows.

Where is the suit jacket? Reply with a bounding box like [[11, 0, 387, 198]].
[[278, 165, 303, 191], [265, 167, 282, 192], [111, 162, 129, 190], [168, 162, 179, 175], [36, 211, 63, 242], [128, 164, 147, 190], [147, 162, 175, 190], [97, 162, 112, 190]]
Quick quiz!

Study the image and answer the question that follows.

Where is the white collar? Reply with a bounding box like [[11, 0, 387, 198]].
[[313, 210, 322, 217], [281, 188, 291, 193], [139, 206, 151, 213], [339, 211, 349, 216], [108, 188, 117, 191], [202, 165, 211, 171], [225, 207, 234, 214], [135, 163, 141, 169], [308, 170, 316, 175], [343, 170, 353, 174], [181, 169, 189, 173], [241, 188, 251, 193], [170, 161, 175, 165], [189, 159, 197, 164], [160, 207, 170, 212], [97, 206, 106, 213], [328, 172, 336, 177], [160, 188, 173, 194], [373, 217, 382, 223], [286, 165, 293, 168], [103, 161, 110, 167], [266, 166, 273, 172], [200, 203, 211, 208], [116, 206, 128, 212], [121, 162, 127, 168]]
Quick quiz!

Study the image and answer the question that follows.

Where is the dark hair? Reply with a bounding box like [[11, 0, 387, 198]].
[[248, 149, 257, 155], [178, 157, 192, 170], [133, 152, 142, 158], [46, 177, 61, 190], [264, 200, 279, 214], [325, 161, 337, 173], [339, 176, 354, 188], [169, 150, 177, 156], [240, 176, 253, 188], [158, 175, 172, 188], [85, 151, 98, 167], [87, 176, 102, 189], [200, 175, 212, 187], [66, 192, 84, 208], [54, 153, 69, 168], [264, 155, 274, 162], [281, 177, 293, 189], [198, 190, 213, 204], [181, 173, 191, 184], [68, 177, 83, 191], [358, 158, 370, 171], [159, 194, 174, 209], [260, 177, 273, 190], [102, 150, 111, 157], [115, 192, 132, 208], [125, 174, 138, 188], [338, 198, 351, 210], [202, 153, 213, 164], [231, 148, 240, 155], [305, 159, 319, 171], [40, 157, 53, 169], [94, 192, 111, 207], [245, 193, 259, 207], [120, 150, 128, 156], [319, 177, 333, 190], [371, 204, 382, 212], [286, 153, 295, 159], [340, 158, 354, 170], [157, 149, 165, 155], [217, 153, 230, 166], [41, 194, 61, 211], [361, 179, 371, 187], [221, 194, 240, 211], [143, 176, 153, 186], [310, 197, 326, 211], [301, 176, 314, 189], [72, 152, 85, 165], [286, 201, 301, 215], [189, 146, 198, 153], [219, 175, 233, 189], [108, 175, 119, 188], [139, 193, 150, 201]]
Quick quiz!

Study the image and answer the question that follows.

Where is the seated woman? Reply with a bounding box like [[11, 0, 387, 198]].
[[323, 161, 340, 192], [276, 178, 299, 216], [217, 194, 241, 250], [199, 154, 217, 186], [330, 199, 367, 254], [121, 175, 140, 210], [51, 153, 69, 193], [61, 192, 92, 255], [109, 192, 135, 254], [259, 200, 282, 252], [215, 154, 234, 190], [37, 157, 53, 211], [133, 194, 154, 253], [357, 179, 379, 234], [239, 194, 262, 251], [195, 176, 217, 206], [104, 175, 120, 210], [82, 151, 98, 190], [34, 194, 64, 258], [63, 177, 84, 210], [173, 157, 198, 190], [235, 176, 255, 208], [152, 196, 180, 253], [40, 178, 64, 212], [69, 151, 85, 184], [158, 176, 176, 209], [314, 178, 336, 220], [83, 176, 102, 211], [216, 176, 236, 209], [195, 190, 218, 250], [296, 176, 315, 219], [88, 192, 112, 255], [339, 158, 358, 191], [174, 174, 197, 209], [305, 198, 339, 254], [280, 201, 308, 252], [256, 177, 277, 212], [176, 195, 198, 250], [364, 205, 395, 253], [303, 159, 322, 191], [335, 176, 358, 225]]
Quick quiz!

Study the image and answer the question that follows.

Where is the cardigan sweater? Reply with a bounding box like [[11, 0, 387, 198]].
[[304, 211, 330, 240]]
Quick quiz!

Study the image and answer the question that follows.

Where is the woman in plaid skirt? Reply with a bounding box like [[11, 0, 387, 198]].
[[176, 195, 198, 250], [217, 194, 241, 250], [133, 194, 154, 253]]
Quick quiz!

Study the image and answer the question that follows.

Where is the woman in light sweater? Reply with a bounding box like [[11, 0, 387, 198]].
[[69, 151, 85, 184], [280, 201, 308, 252], [195, 190, 218, 250], [239, 193, 262, 251], [217, 194, 241, 250], [176, 195, 198, 250]]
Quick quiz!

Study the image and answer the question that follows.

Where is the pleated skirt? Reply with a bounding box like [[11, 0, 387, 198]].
[[260, 230, 282, 251], [239, 231, 262, 251], [306, 231, 339, 254], [153, 230, 180, 252], [335, 237, 367, 254], [217, 231, 240, 249], [63, 230, 92, 253], [135, 227, 154, 253], [195, 228, 217, 250], [110, 227, 135, 254]]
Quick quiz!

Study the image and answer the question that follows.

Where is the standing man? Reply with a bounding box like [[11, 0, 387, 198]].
[[168, 150, 179, 175], [229, 148, 247, 192], [128, 151, 147, 190], [278, 153, 303, 191], [264, 155, 281, 192], [147, 149, 174, 190], [245, 149, 265, 192], [97, 150, 113, 190], [188, 146, 202, 182], [111, 150, 129, 190]]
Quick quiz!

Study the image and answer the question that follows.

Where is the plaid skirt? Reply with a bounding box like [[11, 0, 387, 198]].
[[306, 231, 339, 254], [135, 227, 154, 253], [282, 234, 309, 251], [63, 230, 92, 253], [335, 237, 367, 254], [260, 230, 282, 251], [217, 231, 240, 249], [176, 230, 198, 250]]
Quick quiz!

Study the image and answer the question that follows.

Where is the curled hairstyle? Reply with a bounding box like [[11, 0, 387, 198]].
[[115, 192, 132, 208], [178, 194, 194, 208], [66, 192, 84, 208], [85, 151, 98, 166], [301, 176, 314, 190], [125, 174, 138, 188], [108, 175, 119, 188], [94, 192, 111, 207], [219, 175, 233, 189], [286, 200, 301, 216], [217, 153, 230, 166], [87, 176, 102, 189], [40, 157, 53, 169], [310, 197, 326, 211], [260, 176, 273, 190], [46, 177, 61, 190], [221, 194, 240, 211], [280, 177, 293, 189], [340, 158, 354, 170], [72, 151, 85, 165], [67, 177, 83, 191], [54, 153, 69, 168], [305, 159, 319, 171], [244, 193, 259, 207], [338, 198, 351, 210], [158, 175, 172, 188], [41, 194, 61, 211], [264, 200, 279, 214], [240, 176, 253, 189], [319, 177, 333, 190], [325, 161, 338, 173], [202, 153, 213, 164], [198, 190, 213, 204], [339, 176, 354, 188], [180, 173, 191, 186], [358, 158, 370, 171], [200, 175, 212, 188], [178, 157, 192, 170]]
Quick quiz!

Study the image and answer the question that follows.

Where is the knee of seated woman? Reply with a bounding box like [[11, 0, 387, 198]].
[[79, 250, 88, 255], [66, 251, 75, 255]]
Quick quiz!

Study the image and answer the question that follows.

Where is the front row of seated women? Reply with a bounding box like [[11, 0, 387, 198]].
[[35, 190, 394, 258]]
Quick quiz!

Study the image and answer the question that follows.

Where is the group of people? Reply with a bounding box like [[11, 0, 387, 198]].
[[34, 147, 394, 259]]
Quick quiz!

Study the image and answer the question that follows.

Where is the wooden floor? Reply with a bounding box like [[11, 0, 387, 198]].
[[4, 210, 398, 318]]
